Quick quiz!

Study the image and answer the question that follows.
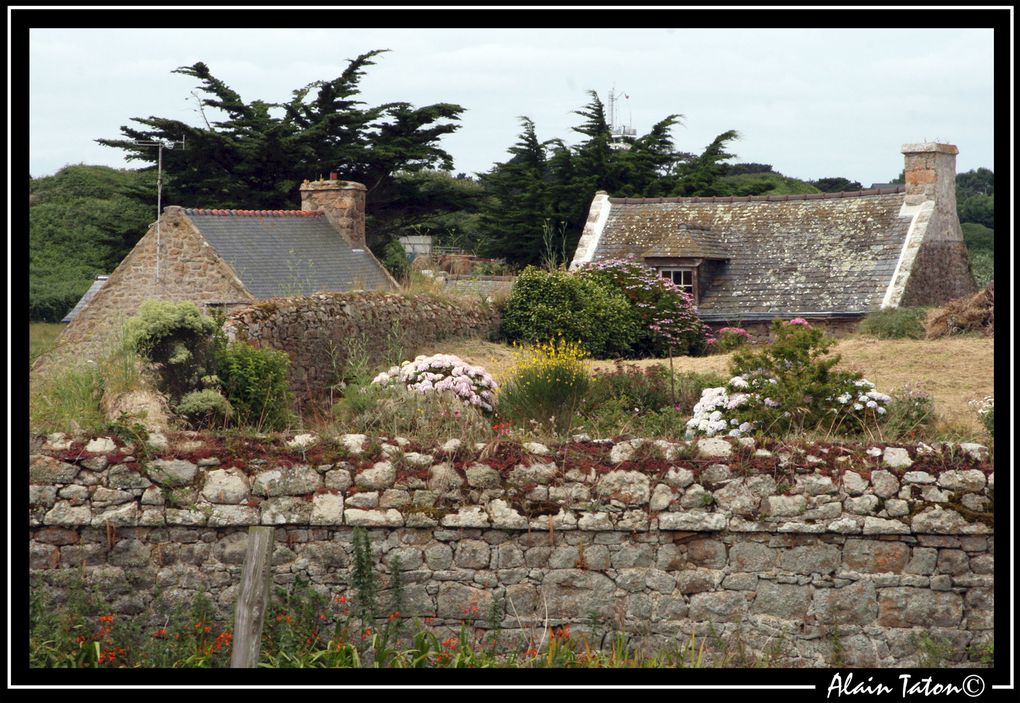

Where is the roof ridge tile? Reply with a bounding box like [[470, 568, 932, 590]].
[[607, 184, 905, 205], [184, 208, 323, 217]]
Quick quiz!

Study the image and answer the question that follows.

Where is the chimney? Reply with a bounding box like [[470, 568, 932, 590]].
[[299, 174, 367, 247], [901, 142, 959, 208]]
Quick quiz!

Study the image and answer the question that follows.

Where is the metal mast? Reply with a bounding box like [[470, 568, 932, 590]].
[[133, 137, 185, 283]]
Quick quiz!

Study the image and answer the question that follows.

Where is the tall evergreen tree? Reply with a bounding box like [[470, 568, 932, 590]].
[[97, 50, 465, 248]]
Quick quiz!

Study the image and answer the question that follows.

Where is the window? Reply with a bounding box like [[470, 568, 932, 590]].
[[659, 268, 694, 295]]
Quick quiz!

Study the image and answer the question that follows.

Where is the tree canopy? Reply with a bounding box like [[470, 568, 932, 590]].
[[97, 50, 466, 248]]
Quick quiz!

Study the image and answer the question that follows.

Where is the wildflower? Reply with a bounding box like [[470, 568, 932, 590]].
[[442, 637, 459, 649], [98, 615, 114, 623], [152, 628, 167, 639], [334, 594, 348, 604], [388, 611, 401, 621], [362, 627, 373, 640]]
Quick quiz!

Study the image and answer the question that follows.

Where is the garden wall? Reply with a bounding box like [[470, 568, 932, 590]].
[[28, 433, 994, 667], [224, 292, 500, 402]]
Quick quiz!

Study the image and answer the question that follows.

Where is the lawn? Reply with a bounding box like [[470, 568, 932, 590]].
[[29, 322, 65, 367], [419, 335, 995, 433]]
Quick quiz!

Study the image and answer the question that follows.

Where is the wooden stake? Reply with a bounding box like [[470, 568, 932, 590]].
[[229, 526, 275, 668]]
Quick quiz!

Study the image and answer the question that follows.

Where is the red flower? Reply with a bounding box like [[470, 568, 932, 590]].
[[388, 611, 400, 621], [152, 628, 167, 639], [442, 637, 459, 649], [98, 615, 114, 623]]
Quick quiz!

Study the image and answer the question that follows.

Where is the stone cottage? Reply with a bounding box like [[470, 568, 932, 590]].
[[48, 175, 397, 361], [569, 143, 977, 334]]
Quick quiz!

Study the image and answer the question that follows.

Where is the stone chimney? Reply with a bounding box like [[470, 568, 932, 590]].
[[901, 143, 959, 209], [299, 173, 366, 247]]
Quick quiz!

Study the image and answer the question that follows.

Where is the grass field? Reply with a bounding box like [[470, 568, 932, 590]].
[[29, 322, 65, 367], [419, 335, 995, 432]]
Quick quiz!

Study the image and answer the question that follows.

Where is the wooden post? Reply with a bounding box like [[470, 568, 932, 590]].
[[229, 526, 275, 668]]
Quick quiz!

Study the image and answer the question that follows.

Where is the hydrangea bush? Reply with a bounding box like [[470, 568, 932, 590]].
[[579, 258, 711, 357], [686, 318, 892, 438], [372, 354, 497, 412], [713, 326, 751, 352]]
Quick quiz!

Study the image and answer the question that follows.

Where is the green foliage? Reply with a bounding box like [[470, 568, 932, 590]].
[[29, 165, 156, 321], [501, 266, 639, 358], [962, 222, 994, 287], [578, 259, 708, 357], [30, 322, 68, 368], [715, 171, 820, 196], [376, 238, 410, 280], [808, 176, 863, 193], [217, 341, 293, 431], [857, 307, 929, 339], [122, 300, 220, 401], [880, 386, 936, 440], [176, 389, 233, 428], [351, 528, 377, 624], [497, 338, 592, 434], [729, 320, 858, 436], [97, 51, 464, 250]]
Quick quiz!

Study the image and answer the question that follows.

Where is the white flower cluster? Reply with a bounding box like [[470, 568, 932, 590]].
[[969, 395, 994, 419], [685, 376, 757, 439], [372, 354, 497, 412], [828, 378, 891, 417]]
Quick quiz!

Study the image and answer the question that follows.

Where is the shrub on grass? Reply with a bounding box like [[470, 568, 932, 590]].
[[501, 266, 639, 358], [371, 353, 497, 412], [217, 341, 293, 431], [497, 338, 591, 434], [686, 319, 890, 438], [712, 327, 751, 352], [857, 307, 928, 339], [579, 258, 710, 357], [122, 300, 220, 401], [969, 396, 994, 438], [176, 389, 234, 428], [878, 385, 936, 440]]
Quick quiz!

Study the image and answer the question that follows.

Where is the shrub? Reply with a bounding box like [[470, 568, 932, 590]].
[[331, 382, 491, 446], [686, 319, 890, 438], [176, 389, 233, 428], [501, 266, 639, 358], [497, 338, 591, 434], [969, 396, 994, 437], [122, 300, 220, 401], [880, 385, 936, 440], [578, 258, 710, 357], [372, 353, 497, 412], [712, 327, 751, 352], [584, 363, 676, 414], [218, 341, 293, 431], [857, 307, 928, 339]]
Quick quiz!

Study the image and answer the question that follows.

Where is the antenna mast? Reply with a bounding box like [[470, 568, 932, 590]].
[[133, 137, 185, 283]]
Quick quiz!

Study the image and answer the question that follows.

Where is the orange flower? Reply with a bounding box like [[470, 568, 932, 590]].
[[98, 615, 114, 623], [441, 637, 459, 649], [524, 647, 539, 657], [388, 611, 401, 621], [152, 628, 167, 639], [362, 627, 373, 640]]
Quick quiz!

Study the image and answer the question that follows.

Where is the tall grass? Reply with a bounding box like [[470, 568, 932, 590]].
[[857, 307, 929, 339]]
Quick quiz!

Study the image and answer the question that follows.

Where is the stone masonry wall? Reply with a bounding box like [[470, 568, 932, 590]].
[[224, 292, 500, 403], [37, 209, 254, 371], [29, 432, 994, 667]]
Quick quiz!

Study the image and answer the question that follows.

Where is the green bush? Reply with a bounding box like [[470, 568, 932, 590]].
[[176, 389, 234, 428], [879, 386, 936, 440], [712, 327, 751, 353], [122, 300, 220, 401], [501, 266, 639, 358], [218, 341, 294, 431], [496, 339, 591, 434], [578, 259, 708, 357], [727, 319, 875, 436], [857, 307, 929, 339]]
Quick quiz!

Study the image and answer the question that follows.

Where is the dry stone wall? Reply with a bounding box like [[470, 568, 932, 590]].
[[28, 432, 994, 667], [224, 292, 500, 402]]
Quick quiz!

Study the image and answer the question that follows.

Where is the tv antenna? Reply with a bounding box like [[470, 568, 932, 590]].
[[606, 88, 635, 150], [133, 137, 186, 282]]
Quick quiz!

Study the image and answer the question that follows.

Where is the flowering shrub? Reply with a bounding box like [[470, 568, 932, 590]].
[[881, 385, 936, 439], [969, 396, 994, 437], [713, 326, 751, 353], [372, 354, 497, 412], [686, 319, 892, 438], [501, 266, 639, 358], [579, 258, 710, 357], [496, 338, 591, 433]]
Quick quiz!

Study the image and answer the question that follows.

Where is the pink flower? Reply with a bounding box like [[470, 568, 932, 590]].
[[787, 317, 810, 327]]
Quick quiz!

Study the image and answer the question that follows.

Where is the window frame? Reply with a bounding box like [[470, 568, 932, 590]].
[[658, 267, 696, 298]]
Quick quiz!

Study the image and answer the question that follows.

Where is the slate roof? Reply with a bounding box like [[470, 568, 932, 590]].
[[61, 275, 109, 323], [590, 187, 911, 319], [641, 225, 730, 260], [183, 209, 395, 298]]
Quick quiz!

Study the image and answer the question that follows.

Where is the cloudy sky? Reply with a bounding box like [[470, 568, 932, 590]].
[[29, 27, 995, 185]]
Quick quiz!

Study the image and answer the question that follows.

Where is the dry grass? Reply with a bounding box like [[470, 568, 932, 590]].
[[418, 335, 995, 432]]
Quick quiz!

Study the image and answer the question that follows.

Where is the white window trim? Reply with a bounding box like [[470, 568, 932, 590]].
[[658, 267, 695, 294]]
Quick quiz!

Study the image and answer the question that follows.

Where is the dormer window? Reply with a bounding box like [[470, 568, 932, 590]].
[[660, 267, 694, 295]]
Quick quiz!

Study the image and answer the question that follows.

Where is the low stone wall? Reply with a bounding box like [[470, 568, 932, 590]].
[[438, 274, 515, 299], [28, 433, 994, 667], [224, 292, 500, 402]]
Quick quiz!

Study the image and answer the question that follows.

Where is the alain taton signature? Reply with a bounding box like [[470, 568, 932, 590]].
[[827, 672, 986, 698]]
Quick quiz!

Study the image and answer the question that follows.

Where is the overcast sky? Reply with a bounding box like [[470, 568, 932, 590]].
[[29, 28, 995, 185]]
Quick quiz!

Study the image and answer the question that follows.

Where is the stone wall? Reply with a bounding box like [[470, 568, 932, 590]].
[[37, 209, 253, 370], [28, 432, 994, 667], [224, 292, 501, 402]]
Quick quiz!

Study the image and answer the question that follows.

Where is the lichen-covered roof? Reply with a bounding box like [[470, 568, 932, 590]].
[[642, 224, 730, 260], [593, 187, 911, 317], [61, 275, 109, 323], [183, 209, 395, 298]]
